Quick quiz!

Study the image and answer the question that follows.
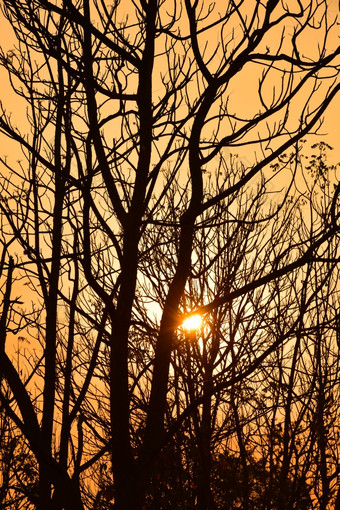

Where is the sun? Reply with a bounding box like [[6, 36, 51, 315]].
[[181, 313, 203, 332]]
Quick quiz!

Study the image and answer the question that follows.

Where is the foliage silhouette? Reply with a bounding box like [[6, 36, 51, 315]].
[[0, 1, 339, 509]]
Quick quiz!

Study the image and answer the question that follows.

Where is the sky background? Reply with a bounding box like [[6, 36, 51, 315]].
[[0, 2, 339, 165]]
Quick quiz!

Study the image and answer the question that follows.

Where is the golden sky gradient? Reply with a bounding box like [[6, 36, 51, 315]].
[[0, 1, 338, 159]]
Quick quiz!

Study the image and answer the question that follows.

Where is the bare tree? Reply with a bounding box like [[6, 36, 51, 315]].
[[0, 1, 339, 509]]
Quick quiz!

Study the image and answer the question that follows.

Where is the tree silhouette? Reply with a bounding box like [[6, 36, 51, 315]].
[[0, 1, 339, 509]]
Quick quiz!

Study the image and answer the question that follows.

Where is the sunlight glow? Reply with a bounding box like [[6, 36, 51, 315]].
[[181, 313, 203, 332]]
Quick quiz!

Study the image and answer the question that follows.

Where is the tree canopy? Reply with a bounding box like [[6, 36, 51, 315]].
[[0, 1, 339, 509]]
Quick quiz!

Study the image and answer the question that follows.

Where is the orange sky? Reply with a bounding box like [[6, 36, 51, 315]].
[[0, 2, 339, 159]]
